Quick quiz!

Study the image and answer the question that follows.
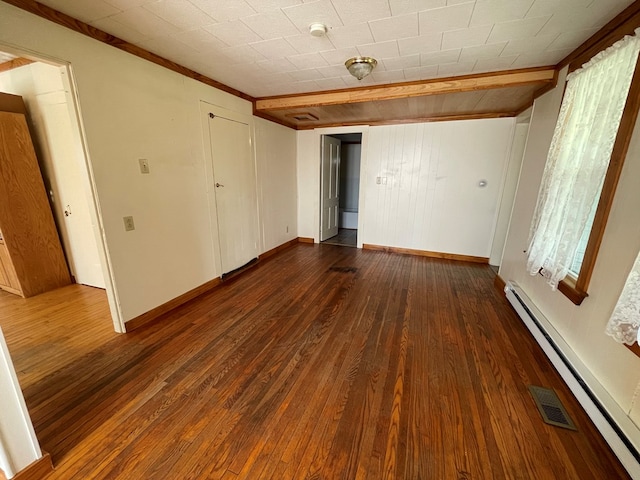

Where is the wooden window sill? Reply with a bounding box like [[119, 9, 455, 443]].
[[558, 277, 588, 306]]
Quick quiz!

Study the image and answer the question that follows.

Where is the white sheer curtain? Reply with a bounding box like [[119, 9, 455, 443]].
[[527, 31, 640, 288], [606, 250, 640, 345]]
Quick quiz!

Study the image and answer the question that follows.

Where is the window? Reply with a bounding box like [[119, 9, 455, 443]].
[[526, 31, 640, 305]]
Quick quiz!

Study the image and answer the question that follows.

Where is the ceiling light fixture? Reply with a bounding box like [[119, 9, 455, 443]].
[[309, 23, 328, 37], [345, 56, 377, 80]]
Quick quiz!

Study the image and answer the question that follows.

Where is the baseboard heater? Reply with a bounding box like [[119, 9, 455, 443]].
[[504, 281, 640, 479]]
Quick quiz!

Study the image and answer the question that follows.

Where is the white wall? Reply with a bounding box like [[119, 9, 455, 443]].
[[500, 66, 640, 451], [0, 3, 298, 325], [0, 328, 41, 478], [489, 119, 529, 265], [339, 143, 361, 212], [255, 117, 298, 252], [298, 120, 514, 257]]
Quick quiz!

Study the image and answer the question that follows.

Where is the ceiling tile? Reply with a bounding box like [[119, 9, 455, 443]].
[[331, 0, 392, 23], [38, 0, 121, 23], [204, 20, 262, 45], [420, 48, 461, 66], [255, 58, 297, 73], [172, 28, 228, 52], [441, 25, 492, 50], [382, 54, 421, 70], [473, 55, 518, 72], [403, 64, 439, 80], [371, 70, 406, 83], [286, 34, 335, 54], [139, 35, 200, 61], [437, 61, 476, 76], [546, 27, 600, 52], [188, 0, 256, 22], [282, 0, 343, 31], [245, 0, 302, 13], [259, 71, 294, 85], [419, 3, 473, 34], [487, 15, 552, 43], [314, 76, 349, 90], [459, 42, 507, 61], [510, 48, 571, 67], [369, 13, 419, 43], [320, 47, 360, 65], [526, 0, 591, 18], [286, 52, 330, 69], [389, 0, 445, 16], [90, 17, 151, 44], [537, 10, 595, 36], [288, 68, 322, 81], [447, 0, 474, 4], [316, 64, 350, 77], [327, 23, 374, 49], [250, 38, 299, 59], [397, 34, 442, 55], [357, 41, 400, 59], [218, 44, 267, 63], [143, 0, 216, 29], [470, 0, 534, 26], [103, 0, 148, 9], [241, 10, 300, 40], [500, 33, 558, 56], [109, 7, 183, 38]]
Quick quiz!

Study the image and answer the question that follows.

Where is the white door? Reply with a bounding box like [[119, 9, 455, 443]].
[[39, 97, 105, 288], [208, 113, 259, 275], [320, 136, 340, 241]]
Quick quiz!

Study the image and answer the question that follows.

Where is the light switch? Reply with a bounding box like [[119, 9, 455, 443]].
[[123, 216, 135, 231], [138, 158, 150, 174]]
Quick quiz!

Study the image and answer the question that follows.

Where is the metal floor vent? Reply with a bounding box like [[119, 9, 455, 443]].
[[528, 385, 577, 430]]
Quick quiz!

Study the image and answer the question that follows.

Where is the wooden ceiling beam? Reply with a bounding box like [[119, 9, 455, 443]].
[[255, 67, 556, 111]]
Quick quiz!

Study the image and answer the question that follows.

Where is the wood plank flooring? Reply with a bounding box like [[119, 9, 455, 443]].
[[0, 244, 630, 479]]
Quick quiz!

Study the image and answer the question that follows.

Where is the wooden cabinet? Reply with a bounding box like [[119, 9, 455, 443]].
[[0, 94, 71, 297]]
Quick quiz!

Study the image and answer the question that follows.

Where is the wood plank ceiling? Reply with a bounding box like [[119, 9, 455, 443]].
[[254, 67, 556, 128]]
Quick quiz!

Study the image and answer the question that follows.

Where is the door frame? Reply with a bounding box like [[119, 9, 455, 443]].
[[0, 42, 124, 332], [200, 101, 261, 277], [315, 126, 368, 248]]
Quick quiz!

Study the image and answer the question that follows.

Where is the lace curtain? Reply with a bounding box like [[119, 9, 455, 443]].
[[606, 250, 640, 345], [526, 31, 640, 288]]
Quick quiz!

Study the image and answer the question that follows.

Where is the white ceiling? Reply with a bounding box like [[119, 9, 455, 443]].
[[33, 0, 635, 98]]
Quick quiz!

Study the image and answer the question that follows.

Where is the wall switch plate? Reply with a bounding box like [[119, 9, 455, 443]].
[[123, 216, 135, 231], [138, 158, 150, 174]]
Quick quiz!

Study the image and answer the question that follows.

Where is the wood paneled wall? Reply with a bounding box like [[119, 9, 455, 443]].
[[361, 118, 515, 258]]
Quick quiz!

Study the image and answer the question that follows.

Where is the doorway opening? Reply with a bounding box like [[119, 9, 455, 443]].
[[320, 133, 362, 248], [0, 47, 121, 331]]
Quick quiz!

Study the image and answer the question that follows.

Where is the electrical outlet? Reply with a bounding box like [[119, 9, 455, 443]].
[[123, 216, 135, 231], [138, 158, 150, 174]]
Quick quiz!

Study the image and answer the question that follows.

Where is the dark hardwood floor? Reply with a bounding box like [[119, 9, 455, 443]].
[[0, 244, 630, 479]]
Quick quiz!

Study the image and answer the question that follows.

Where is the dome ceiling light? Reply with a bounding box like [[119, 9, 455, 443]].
[[345, 56, 378, 80]]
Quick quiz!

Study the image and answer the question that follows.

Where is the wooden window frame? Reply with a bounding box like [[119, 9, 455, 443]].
[[556, 56, 640, 306]]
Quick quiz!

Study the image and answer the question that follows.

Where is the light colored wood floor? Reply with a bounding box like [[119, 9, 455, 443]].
[[0, 245, 630, 479]]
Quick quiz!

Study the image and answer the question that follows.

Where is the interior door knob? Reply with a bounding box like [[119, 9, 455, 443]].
[[216, 183, 224, 187]]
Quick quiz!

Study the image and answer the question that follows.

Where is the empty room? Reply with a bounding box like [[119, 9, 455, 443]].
[[1, 0, 640, 479]]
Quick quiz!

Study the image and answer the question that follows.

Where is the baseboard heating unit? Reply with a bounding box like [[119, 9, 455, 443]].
[[504, 281, 640, 479]]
